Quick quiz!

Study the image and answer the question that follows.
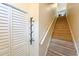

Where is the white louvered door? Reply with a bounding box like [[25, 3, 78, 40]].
[[0, 4, 10, 56], [0, 3, 30, 56], [11, 8, 29, 56]]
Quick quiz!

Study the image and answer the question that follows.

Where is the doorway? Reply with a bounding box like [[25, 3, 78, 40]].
[[0, 3, 30, 56]]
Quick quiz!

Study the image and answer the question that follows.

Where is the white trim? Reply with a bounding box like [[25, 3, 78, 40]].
[[40, 20, 53, 45], [45, 17, 58, 56], [40, 17, 57, 45], [45, 35, 52, 56], [66, 14, 79, 56]]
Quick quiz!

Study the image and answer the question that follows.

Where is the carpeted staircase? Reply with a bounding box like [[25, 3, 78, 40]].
[[53, 16, 72, 42], [46, 16, 77, 56]]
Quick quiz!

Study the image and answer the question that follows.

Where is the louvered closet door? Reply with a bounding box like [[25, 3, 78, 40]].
[[0, 4, 10, 56], [11, 8, 29, 56]]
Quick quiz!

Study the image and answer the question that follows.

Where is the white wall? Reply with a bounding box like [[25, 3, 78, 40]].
[[39, 3, 57, 55], [57, 3, 66, 16], [57, 3, 66, 11]]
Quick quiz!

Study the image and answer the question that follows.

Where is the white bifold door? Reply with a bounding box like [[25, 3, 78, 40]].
[[0, 3, 30, 56]]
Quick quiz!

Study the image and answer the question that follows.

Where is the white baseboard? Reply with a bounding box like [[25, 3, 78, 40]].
[[40, 17, 57, 45], [66, 14, 79, 56], [45, 36, 52, 56], [45, 17, 58, 56]]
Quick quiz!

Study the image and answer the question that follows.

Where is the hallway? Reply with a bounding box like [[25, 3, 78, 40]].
[[46, 16, 77, 56], [0, 3, 79, 56]]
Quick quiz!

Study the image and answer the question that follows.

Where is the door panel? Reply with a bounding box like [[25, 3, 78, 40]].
[[11, 8, 28, 56], [0, 4, 10, 56], [0, 3, 30, 56]]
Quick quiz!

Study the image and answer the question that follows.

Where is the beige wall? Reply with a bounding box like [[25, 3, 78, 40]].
[[67, 3, 79, 55], [39, 3, 57, 41], [9, 3, 39, 20], [39, 3, 57, 55]]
